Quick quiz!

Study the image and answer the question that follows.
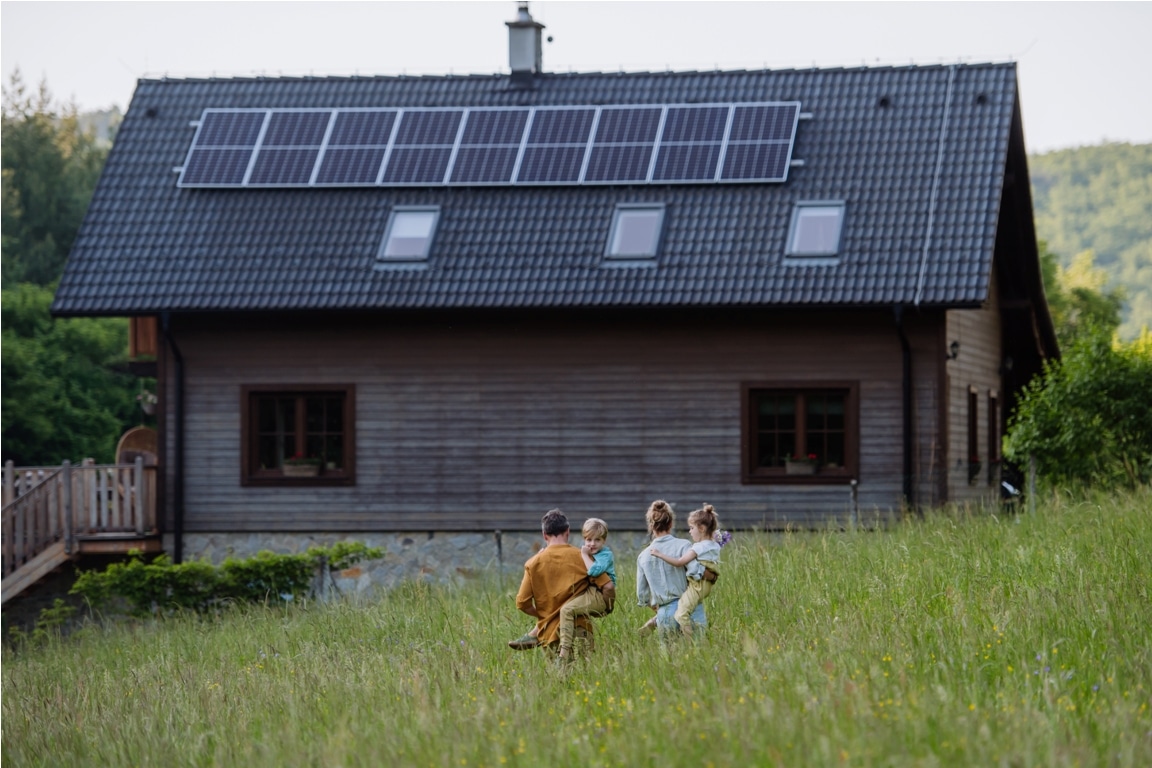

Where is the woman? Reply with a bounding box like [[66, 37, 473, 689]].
[[635, 499, 706, 634]]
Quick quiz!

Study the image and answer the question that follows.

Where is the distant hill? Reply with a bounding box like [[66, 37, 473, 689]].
[[1028, 142, 1152, 338]]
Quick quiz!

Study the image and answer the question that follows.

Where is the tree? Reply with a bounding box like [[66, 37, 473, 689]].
[[1, 71, 109, 288], [1004, 325, 1152, 489], [1039, 241, 1125, 347], [0, 74, 139, 466], [1, 283, 138, 465]]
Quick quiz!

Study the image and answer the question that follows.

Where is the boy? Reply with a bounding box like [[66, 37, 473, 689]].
[[509, 517, 617, 657]]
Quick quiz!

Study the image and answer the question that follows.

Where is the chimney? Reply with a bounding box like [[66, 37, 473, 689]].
[[506, 2, 545, 86]]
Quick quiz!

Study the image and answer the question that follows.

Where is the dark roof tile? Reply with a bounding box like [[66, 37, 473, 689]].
[[53, 64, 1018, 315]]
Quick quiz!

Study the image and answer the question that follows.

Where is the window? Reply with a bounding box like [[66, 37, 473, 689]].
[[241, 385, 355, 485], [785, 201, 845, 257], [742, 383, 858, 483], [987, 390, 1000, 486], [967, 385, 980, 485], [606, 204, 665, 259], [379, 207, 439, 260]]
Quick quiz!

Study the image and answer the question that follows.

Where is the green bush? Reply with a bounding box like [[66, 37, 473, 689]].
[[1005, 325, 1152, 488], [70, 542, 383, 617]]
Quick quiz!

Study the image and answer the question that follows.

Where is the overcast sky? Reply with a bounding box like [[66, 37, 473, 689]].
[[3, 1, 1149, 152]]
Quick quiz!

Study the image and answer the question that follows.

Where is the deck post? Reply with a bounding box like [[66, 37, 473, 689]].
[[134, 457, 146, 536], [3, 460, 13, 507], [62, 460, 75, 555]]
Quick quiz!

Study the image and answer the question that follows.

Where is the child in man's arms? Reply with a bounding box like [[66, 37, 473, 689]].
[[508, 517, 616, 651]]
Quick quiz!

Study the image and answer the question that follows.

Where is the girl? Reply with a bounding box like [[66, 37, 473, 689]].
[[647, 503, 722, 636]]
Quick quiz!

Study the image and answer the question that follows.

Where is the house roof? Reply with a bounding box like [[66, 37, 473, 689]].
[[52, 63, 1022, 316]]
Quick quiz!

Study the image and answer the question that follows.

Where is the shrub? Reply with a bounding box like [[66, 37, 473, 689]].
[[1005, 325, 1152, 488], [70, 542, 383, 617]]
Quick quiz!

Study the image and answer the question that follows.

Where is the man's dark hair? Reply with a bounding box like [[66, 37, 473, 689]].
[[541, 508, 570, 537]]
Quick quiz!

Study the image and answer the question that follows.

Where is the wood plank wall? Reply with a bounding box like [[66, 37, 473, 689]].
[[945, 269, 1005, 505], [159, 309, 945, 533]]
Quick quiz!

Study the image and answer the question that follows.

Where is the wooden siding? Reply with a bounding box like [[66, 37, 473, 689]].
[[160, 309, 944, 532], [129, 316, 158, 359], [945, 269, 1005, 505]]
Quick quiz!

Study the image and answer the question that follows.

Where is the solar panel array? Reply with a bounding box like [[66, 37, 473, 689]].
[[177, 102, 801, 188]]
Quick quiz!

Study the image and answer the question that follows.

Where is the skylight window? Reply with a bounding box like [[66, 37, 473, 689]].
[[379, 207, 440, 260], [606, 204, 665, 259], [786, 202, 845, 258]]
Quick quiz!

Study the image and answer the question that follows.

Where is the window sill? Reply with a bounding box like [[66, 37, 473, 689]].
[[243, 473, 355, 487], [742, 470, 855, 485]]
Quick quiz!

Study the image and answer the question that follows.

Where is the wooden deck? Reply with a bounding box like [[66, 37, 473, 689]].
[[1, 460, 160, 604]]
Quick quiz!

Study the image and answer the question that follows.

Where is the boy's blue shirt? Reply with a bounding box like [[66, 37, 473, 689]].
[[587, 546, 617, 584]]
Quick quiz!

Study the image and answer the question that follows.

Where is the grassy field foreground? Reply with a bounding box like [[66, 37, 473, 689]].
[[3, 488, 1151, 767]]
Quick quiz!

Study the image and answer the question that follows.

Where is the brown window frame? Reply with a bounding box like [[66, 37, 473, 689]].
[[987, 390, 1000, 486], [741, 381, 859, 484], [241, 384, 356, 487], [967, 385, 980, 485]]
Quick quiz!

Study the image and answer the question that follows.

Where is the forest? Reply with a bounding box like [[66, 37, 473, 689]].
[[2, 74, 1149, 484]]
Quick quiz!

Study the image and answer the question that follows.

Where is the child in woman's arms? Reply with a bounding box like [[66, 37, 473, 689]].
[[647, 504, 722, 636]]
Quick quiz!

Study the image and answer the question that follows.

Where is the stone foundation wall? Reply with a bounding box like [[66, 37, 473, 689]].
[[167, 531, 655, 596]]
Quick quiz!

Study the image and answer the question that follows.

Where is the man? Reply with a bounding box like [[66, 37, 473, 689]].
[[514, 509, 616, 659]]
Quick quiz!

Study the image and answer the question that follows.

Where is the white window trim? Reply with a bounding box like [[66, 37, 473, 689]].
[[785, 200, 846, 258], [378, 205, 441, 261], [604, 203, 666, 260]]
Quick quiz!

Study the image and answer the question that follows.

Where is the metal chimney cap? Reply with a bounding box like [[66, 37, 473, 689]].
[[506, 2, 544, 30]]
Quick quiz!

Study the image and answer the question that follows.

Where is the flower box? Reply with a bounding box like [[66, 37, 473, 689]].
[[282, 463, 320, 478], [785, 460, 817, 476]]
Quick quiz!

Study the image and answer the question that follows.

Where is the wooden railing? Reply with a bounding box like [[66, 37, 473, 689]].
[[2, 459, 158, 594]]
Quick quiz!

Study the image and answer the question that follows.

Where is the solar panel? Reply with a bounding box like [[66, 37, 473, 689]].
[[263, 112, 330, 146], [394, 110, 463, 145], [720, 142, 791, 181], [383, 147, 454, 184], [317, 148, 387, 184], [450, 146, 519, 184], [250, 149, 320, 185], [447, 110, 528, 184], [527, 108, 595, 144], [652, 144, 722, 182], [196, 111, 265, 147], [460, 109, 529, 145], [329, 111, 397, 145], [181, 148, 254, 185], [516, 145, 586, 183], [177, 102, 801, 188], [594, 107, 662, 144], [661, 106, 728, 143], [585, 145, 653, 183]]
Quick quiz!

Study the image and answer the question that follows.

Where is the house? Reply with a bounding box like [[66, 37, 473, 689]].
[[49, 7, 1057, 575]]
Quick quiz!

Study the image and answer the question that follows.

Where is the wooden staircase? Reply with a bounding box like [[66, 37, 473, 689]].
[[2, 459, 160, 605]]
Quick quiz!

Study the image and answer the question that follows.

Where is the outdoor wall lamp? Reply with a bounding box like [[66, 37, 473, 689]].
[[946, 340, 960, 360]]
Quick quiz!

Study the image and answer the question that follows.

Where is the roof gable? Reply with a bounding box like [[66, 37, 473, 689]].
[[53, 64, 1020, 315]]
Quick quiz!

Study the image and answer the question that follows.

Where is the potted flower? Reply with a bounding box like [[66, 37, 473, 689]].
[[137, 389, 158, 415], [283, 452, 322, 477], [785, 452, 819, 475]]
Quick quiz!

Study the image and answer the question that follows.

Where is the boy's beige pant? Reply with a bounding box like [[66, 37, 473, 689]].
[[674, 577, 713, 635], [558, 586, 610, 653]]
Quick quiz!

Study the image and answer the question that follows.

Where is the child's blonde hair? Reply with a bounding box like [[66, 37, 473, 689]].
[[688, 504, 719, 538], [646, 500, 674, 536], [582, 517, 609, 541]]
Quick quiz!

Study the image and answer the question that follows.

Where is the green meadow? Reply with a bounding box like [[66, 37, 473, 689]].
[[4, 487, 1150, 767]]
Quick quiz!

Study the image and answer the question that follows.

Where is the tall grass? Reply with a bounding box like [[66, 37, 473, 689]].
[[4, 487, 1151, 767]]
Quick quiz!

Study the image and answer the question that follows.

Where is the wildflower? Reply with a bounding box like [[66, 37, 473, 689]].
[[714, 530, 733, 547]]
